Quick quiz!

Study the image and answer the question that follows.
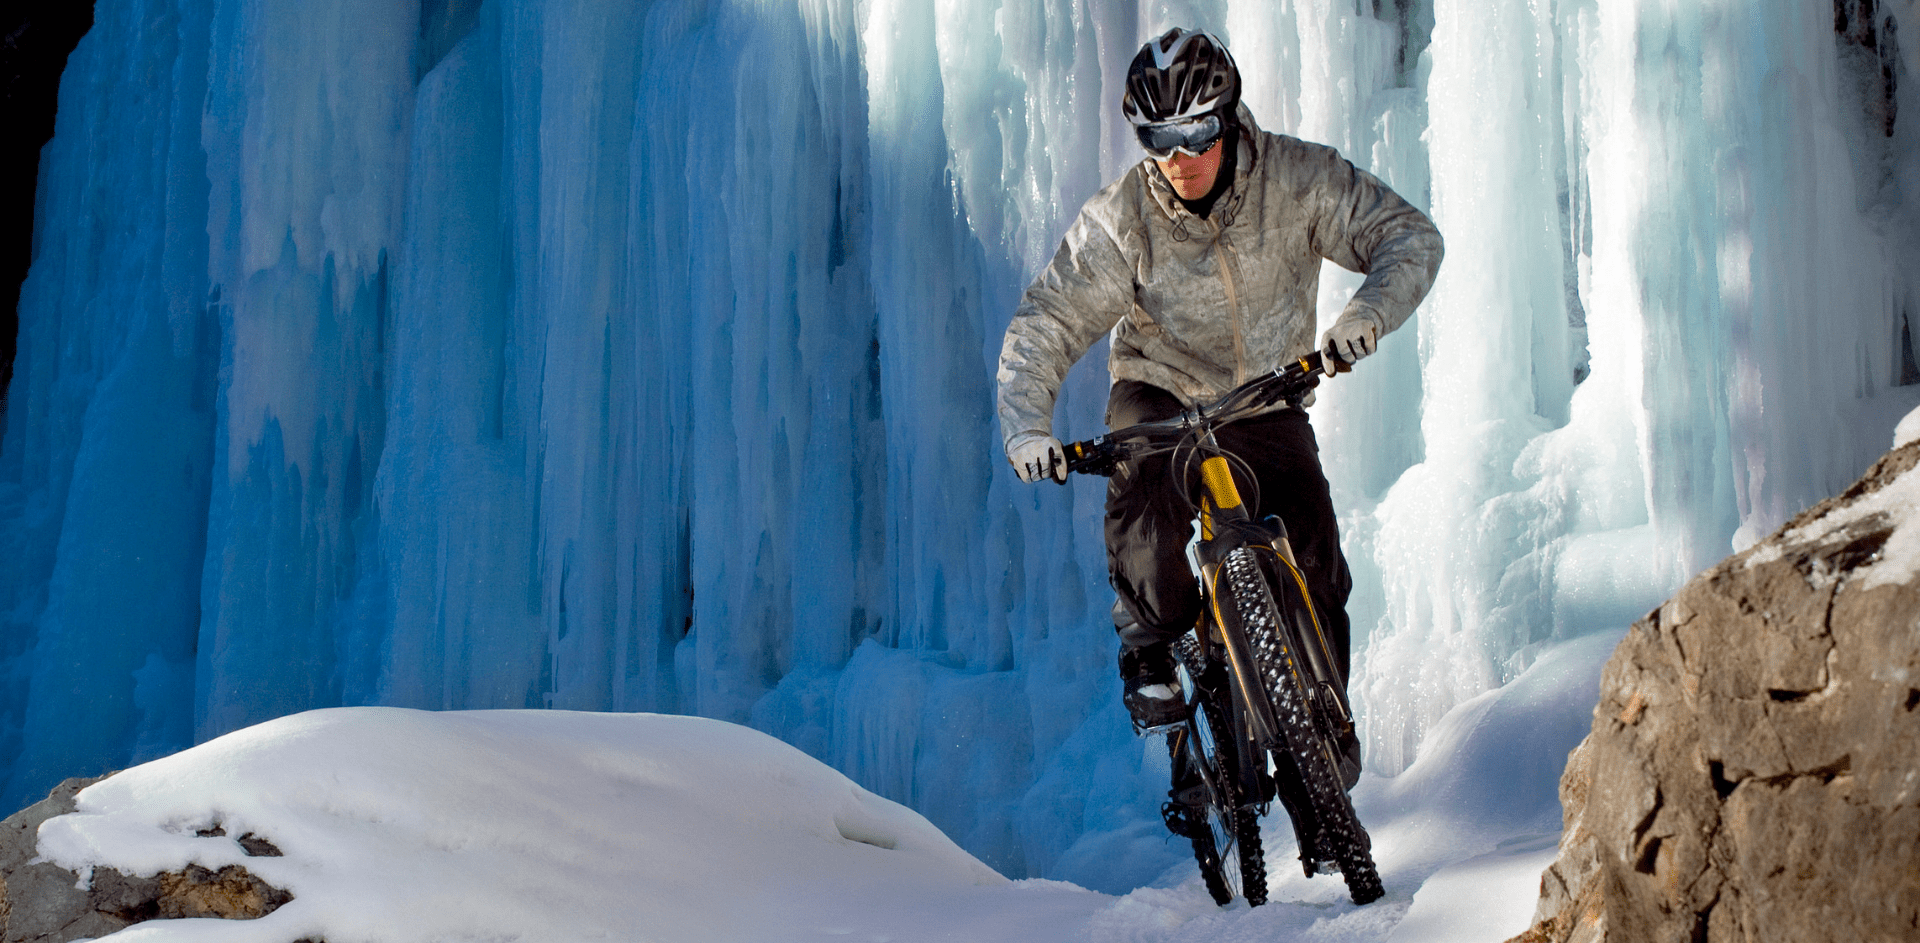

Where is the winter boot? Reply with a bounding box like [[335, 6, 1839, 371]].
[[1119, 642, 1187, 731]]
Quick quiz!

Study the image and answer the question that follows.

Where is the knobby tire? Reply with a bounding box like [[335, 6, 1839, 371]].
[[1221, 547, 1385, 905]]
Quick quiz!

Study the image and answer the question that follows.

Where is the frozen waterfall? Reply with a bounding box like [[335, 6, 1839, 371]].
[[2, 0, 1915, 889]]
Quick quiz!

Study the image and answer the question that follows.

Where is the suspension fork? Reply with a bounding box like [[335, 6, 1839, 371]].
[[1191, 435, 1286, 752], [1194, 433, 1349, 728]]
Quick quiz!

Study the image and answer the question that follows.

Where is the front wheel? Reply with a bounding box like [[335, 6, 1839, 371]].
[[1219, 547, 1384, 905]]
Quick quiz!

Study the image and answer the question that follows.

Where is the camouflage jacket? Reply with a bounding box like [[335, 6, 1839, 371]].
[[996, 106, 1444, 449]]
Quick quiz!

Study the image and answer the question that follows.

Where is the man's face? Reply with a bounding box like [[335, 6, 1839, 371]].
[[1154, 137, 1223, 201]]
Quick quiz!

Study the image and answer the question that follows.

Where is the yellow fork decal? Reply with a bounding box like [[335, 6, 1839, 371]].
[[1199, 455, 1241, 510]]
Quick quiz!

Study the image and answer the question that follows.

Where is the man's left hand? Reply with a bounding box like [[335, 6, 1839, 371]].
[[1321, 316, 1378, 374]]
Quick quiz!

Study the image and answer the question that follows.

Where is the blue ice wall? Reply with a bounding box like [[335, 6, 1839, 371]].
[[2, 0, 1915, 888]]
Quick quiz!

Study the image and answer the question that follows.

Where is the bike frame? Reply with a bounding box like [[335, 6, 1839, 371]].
[[1065, 354, 1352, 757], [1060, 352, 1383, 906]]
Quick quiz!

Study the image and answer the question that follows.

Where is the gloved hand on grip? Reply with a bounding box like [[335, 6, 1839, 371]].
[[1321, 313, 1379, 375], [1007, 431, 1068, 484]]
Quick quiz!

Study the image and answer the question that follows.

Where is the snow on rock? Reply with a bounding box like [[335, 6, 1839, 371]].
[[33, 708, 1109, 943], [9, 629, 1629, 943], [1742, 437, 1920, 592], [1895, 404, 1920, 449]]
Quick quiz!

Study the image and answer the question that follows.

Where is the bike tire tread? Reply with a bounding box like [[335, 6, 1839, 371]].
[[1235, 805, 1267, 906], [1223, 548, 1384, 906]]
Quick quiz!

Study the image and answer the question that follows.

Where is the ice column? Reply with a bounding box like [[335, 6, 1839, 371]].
[[1350, 0, 1919, 773], [0, 0, 218, 812], [192, 0, 417, 734]]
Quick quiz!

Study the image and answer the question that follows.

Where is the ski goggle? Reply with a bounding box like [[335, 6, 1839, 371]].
[[1135, 114, 1225, 160]]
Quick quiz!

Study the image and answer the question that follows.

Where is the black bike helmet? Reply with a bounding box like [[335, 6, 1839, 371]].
[[1121, 28, 1240, 129]]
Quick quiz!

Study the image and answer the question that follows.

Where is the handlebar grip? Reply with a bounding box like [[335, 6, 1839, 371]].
[[1295, 351, 1351, 377], [1063, 438, 1122, 477]]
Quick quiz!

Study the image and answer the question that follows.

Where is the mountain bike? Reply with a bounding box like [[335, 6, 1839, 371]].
[[1062, 352, 1384, 907]]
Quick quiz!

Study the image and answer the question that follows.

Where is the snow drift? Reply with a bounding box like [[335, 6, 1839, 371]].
[[25, 626, 1615, 943]]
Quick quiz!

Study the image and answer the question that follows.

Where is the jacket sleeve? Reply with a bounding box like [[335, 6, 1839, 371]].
[[995, 208, 1135, 450], [1305, 148, 1445, 338]]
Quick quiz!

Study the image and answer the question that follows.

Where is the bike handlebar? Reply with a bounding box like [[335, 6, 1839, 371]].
[[1063, 351, 1350, 478]]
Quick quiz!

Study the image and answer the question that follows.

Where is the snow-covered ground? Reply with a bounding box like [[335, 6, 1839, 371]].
[[37, 632, 1619, 943]]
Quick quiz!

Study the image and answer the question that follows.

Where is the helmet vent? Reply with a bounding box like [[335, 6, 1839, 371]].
[[1123, 28, 1240, 127]]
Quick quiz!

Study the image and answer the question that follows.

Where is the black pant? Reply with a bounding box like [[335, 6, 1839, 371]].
[[1103, 380, 1353, 686]]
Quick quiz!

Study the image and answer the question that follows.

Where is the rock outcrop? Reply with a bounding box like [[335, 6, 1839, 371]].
[[1511, 442, 1920, 942], [0, 776, 294, 943]]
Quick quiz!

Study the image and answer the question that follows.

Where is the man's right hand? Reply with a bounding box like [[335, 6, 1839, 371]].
[[1007, 432, 1068, 484]]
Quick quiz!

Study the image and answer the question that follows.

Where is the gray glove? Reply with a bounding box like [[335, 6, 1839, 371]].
[[1007, 431, 1067, 484], [1321, 313, 1379, 374]]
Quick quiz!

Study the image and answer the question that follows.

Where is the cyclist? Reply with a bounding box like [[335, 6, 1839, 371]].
[[996, 29, 1443, 783]]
